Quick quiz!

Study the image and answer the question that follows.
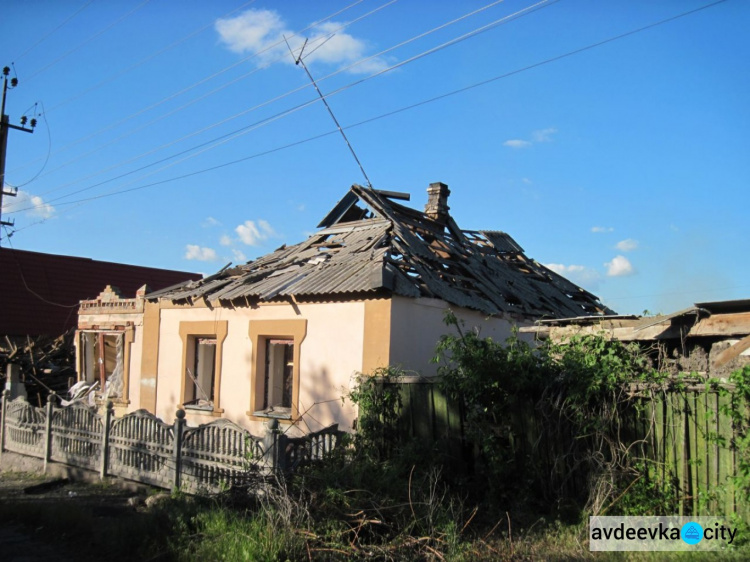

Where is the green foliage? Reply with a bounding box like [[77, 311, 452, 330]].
[[717, 365, 750, 504], [348, 365, 404, 459], [613, 463, 679, 516], [434, 310, 665, 513]]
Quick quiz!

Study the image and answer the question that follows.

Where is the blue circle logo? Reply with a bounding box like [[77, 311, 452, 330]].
[[681, 522, 704, 545]]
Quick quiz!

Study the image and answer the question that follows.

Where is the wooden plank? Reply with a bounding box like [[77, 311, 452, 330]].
[[712, 334, 750, 368], [690, 312, 750, 336], [691, 391, 703, 515], [718, 392, 734, 515], [432, 386, 449, 438], [413, 384, 433, 440], [655, 393, 665, 483], [670, 392, 684, 516]]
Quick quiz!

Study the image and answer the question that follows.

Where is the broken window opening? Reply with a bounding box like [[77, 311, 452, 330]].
[[262, 339, 294, 417], [80, 331, 124, 401], [184, 337, 217, 411]]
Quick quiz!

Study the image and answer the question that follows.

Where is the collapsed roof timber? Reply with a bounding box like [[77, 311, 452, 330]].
[[151, 183, 613, 319]]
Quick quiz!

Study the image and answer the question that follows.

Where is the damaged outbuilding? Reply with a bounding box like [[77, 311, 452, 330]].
[[521, 299, 750, 379]]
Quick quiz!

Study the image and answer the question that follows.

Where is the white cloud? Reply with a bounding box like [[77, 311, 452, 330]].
[[532, 127, 557, 142], [215, 9, 387, 74], [503, 139, 531, 149], [231, 249, 247, 263], [521, 177, 532, 185], [202, 216, 221, 227], [1, 189, 55, 219], [605, 255, 634, 277], [545, 263, 585, 275], [185, 245, 218, 261], [591, 226, 614, 233], [544, 263, 601, 289], [219, 234, 233, 246], [503, 127, 557, 150], [615, 238, 638, 252], [235, 219, 276, 246]]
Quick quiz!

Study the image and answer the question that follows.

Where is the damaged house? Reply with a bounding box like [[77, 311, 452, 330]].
[[521, 299, 750, 378], [77, 183, 612, 435]]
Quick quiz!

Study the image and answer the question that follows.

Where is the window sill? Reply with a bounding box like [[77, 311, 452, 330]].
[[183, 401, 224, 416], [249, 407, 292, 420], [94, 397, 130, 406]]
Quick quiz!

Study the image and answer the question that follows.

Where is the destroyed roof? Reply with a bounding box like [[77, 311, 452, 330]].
[[149, 184, 614, 319]]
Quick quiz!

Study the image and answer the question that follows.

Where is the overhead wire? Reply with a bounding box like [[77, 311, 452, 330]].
[[17, 0, 545, 209], [0, 225, 80, 307], [16, 0, 513, 202], [6, 101, 52, 189], [8, 0, 727, 225], [17, 0, 505, 181], [9, 0, 370, 176], [14, 0, 728, 220], [25, 0, 154, 82], [44, 0, 259, 114], [10, 0, 553, 213], [19, 0, 398, 195], [12, 0, 96, 62]]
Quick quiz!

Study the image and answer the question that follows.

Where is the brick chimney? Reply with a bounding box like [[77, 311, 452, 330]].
[[424, 182, 450, 224]]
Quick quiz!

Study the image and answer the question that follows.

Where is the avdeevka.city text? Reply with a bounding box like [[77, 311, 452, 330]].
[[591, 522, 737, 544]]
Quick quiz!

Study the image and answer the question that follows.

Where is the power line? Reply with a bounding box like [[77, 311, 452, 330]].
[[8, 0, 727, 225], [25, 0, 154, 82], [8, 0, 561, 214], [10, 0, 372, 177], [7, 101, 51, 189], [16, 0, 397, 194], [11, 0, 726, 223], [1, 225, 80, 307], [13, 0, 524, 202], [12, 0, 96, 62], [43, 0, 259, 115]]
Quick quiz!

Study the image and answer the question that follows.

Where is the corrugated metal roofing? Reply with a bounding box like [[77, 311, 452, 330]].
[[149, 185, 613, 319]]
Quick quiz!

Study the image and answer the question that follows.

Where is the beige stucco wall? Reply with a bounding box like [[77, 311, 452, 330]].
[[153, 301, 365, 437], [78, 294, 535, 435], [388, 296, 532, 376]]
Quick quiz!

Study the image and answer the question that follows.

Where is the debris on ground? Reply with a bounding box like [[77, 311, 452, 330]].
[[0, 329, 77, 407]]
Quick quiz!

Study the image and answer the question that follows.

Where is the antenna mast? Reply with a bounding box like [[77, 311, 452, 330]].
[[284, 36, 372, 188]]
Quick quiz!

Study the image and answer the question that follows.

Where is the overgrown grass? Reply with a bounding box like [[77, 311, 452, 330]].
[[2, 478, 749, 561]]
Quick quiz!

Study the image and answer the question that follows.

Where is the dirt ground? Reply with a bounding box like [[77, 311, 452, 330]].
[[0, 461, 153, 562]]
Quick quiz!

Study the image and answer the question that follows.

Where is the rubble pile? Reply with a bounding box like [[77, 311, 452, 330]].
[[1, 330, 77, 407]]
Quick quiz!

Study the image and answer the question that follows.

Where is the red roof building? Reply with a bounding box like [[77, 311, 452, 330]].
[[0, 248, 201, 337]]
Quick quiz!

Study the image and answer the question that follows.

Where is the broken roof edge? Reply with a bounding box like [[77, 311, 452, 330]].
[[140, 181, 613, 320]]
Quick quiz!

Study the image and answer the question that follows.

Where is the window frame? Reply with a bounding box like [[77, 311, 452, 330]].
[[179, 321, 228, 416], [248, 319, 307, 422], [77, 326, 134, 404]]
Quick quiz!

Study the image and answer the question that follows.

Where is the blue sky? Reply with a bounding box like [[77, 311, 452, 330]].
[[1, 0, 747, 315]]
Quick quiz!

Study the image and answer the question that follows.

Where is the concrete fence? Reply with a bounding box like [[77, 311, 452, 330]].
[[0, 390, 342, 493]]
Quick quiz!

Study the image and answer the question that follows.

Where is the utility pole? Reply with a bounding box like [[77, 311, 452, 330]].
[[0, 65, 35, 245]]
